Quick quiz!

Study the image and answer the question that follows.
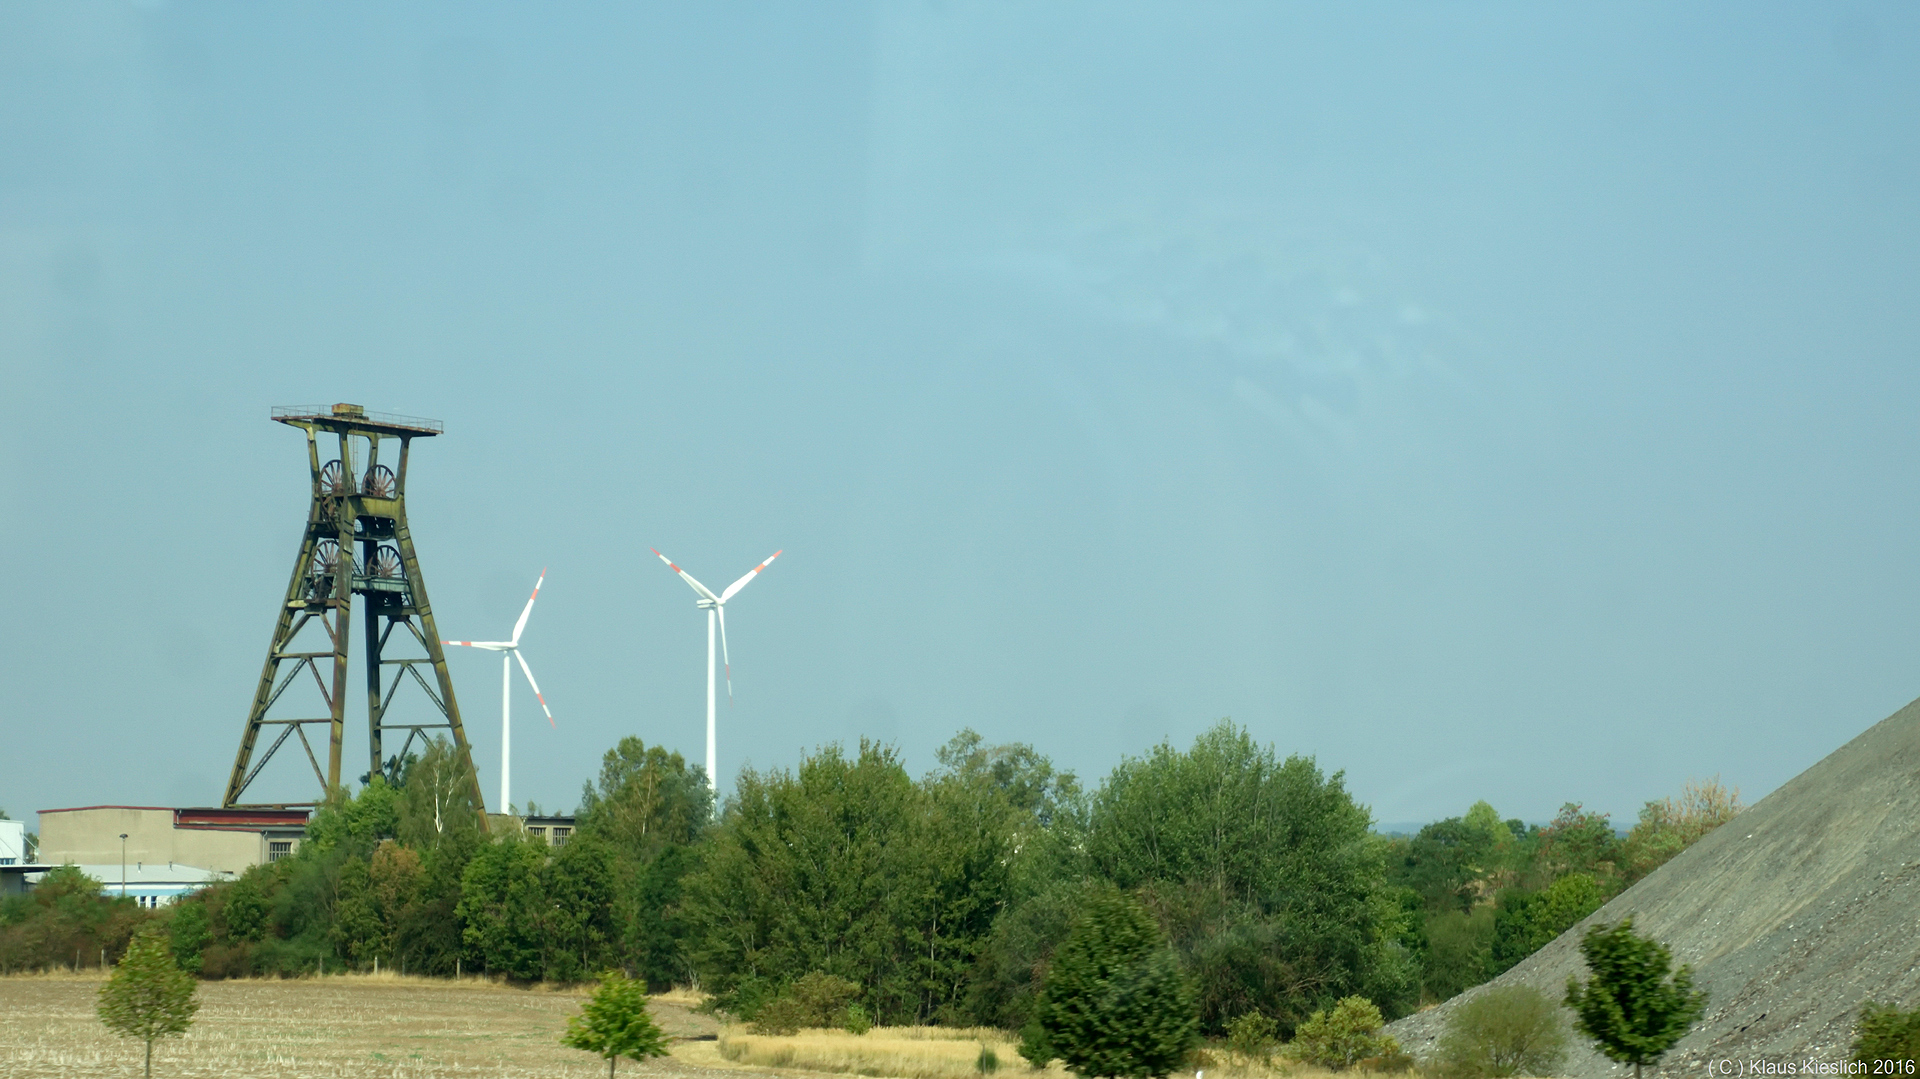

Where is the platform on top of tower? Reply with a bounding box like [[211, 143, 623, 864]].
[[271, 403, 444, 436]]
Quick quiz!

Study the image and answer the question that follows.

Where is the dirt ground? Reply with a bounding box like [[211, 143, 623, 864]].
[[0, 971, 757, 1079]]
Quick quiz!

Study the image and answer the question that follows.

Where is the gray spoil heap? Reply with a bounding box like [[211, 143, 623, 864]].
[[1388, 695, 1920, 1075]]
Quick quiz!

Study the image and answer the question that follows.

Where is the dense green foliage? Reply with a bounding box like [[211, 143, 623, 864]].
[[1850, 1003, 1920, 1069], [1389, 779, 1739, 1004], [2, 721, 1738, 1063], [1035, 889, 1197, 1078], [1083, 726, 1414, 1031], [98, 924, 200, 1077], [685, 733, 1073, 1025], [1432, 984, 1569, 1079], [562, 969, 670, 1077], [1565, 918, 1709, 1076], [0, 864, 151, 973]]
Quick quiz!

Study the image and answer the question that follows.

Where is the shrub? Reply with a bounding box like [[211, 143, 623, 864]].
[[1017, 1017, 1053, 1069], [1227, 1011, 1279, 1065], [845, 1002, 873, 1035], [752, 970, 864, 1034], [1850, 1003, 1920, 1069], [1433, 985, 1569, 1078], [1286, 996, 1399, 1071], [978, 1043, 1002, 1073], [751, 996, 810, 1036]]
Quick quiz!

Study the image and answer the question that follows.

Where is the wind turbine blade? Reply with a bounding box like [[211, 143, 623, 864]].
[[512, 649, 556, 728], [510, 568, 546, 646], [719, 549, 783, 602], [651, 548, 720, 602], [718, 605, 733, 706], [445, 640, 512, 650]]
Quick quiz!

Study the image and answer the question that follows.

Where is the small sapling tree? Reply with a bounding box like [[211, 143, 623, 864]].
[[562, 970, 670, 1078], [1564, 918, 1708, 1079], [97, 925, 200, 1078], [1037, 890, 1197, 1078]]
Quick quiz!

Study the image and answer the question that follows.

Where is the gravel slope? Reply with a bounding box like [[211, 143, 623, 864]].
[[1387, 694, 1920, 1076]]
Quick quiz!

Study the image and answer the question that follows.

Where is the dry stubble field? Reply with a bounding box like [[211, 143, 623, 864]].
[[0, 971, 737, 1079]]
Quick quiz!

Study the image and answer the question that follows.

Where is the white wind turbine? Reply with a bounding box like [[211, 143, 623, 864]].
[[650, 548, 781, 795], [444, 569, 554, 813]]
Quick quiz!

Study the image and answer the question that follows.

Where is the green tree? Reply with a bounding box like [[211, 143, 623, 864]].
[[395, 737, 486, 852], [457, 836, 549, 979], [544, 833, 618, 981], [684, 736, 1045, 1024], [1620, 778, 1741, 883], [97, 925, 200, 1077], [1036, 889, 1197, 1078], [1537, 804, 1620, 886], [1564, 918, 1708, 1079], [1422, 906, 1496, 1002], [576, 736, 711, 987], [1486, 872, 1604, 979], [577, 736, 712, 855], [165, 900, 211, 974], [1084, 722, 1413, 1030], [562, 969, 670, 1077], [1433, 984, 1568, 1078], [1389, 803, 1524, 915]]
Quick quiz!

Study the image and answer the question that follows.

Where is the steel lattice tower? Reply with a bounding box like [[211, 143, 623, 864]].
[[224, 404, 485, 811]]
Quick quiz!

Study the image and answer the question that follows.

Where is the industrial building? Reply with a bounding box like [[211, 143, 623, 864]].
[[37, 805, 310, 880]]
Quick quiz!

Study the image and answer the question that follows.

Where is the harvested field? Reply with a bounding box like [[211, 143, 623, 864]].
[[1389, 694, 1920, 1076], [0, 971, 725, 1078]]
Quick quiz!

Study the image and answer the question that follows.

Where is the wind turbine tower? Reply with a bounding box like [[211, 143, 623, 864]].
[[651, 548, 781, 795]]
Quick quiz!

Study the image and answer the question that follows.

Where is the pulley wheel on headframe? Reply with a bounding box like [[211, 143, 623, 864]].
[[307, 539, 346, 599], [319, 459, 353, 496], [362, 464, 396, 499], [368, 544, 403, 579]]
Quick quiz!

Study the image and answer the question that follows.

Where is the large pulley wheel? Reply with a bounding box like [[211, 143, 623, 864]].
[[319, 460, 352, 496], [307, 539, 344, 599], [362, 464, 396, 499], [368, 544, 403, 579]]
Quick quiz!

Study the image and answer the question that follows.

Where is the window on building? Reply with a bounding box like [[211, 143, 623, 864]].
[[550, 827, 570, 848], [1, 858, 14, 866], [269, 841, 292, 862], [527, 826, 546, 840]]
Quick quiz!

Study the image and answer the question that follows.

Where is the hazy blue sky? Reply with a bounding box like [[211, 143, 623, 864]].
[[5, 3, 1919, 833]]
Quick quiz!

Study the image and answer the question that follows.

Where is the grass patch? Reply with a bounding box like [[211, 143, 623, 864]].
[[716, 1026, 1052, 1079]]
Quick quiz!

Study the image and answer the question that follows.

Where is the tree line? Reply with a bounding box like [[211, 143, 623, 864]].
[[1387, 776, 1742, 1004], [0, 722, 1740, 1041]]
